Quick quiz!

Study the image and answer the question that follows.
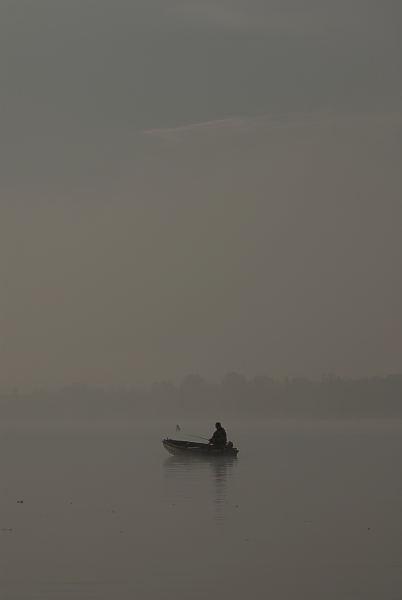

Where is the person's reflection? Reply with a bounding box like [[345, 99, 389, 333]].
[[209, 456, 235, 523], [163, 455, 237, 523]]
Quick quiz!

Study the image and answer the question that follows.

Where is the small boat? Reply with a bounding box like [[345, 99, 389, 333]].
[[162, 438, 239, 457]]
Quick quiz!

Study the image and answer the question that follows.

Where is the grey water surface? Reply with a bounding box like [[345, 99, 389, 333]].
[[1, 421, 402, 599]]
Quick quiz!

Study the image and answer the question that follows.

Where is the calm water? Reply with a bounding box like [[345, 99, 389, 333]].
[[1, 420, 402, 599]]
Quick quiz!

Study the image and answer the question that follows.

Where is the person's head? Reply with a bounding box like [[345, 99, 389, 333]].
[[215, 422, 222, 429]]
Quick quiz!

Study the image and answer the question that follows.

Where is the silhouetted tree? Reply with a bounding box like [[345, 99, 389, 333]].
[[179, 374, 207, 401], [221, 372, 248, 403], [249, 375, 275, 398], [151, 381, 178, 402]]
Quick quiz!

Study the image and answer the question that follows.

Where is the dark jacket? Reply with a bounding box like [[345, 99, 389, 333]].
[[210, 427, 227, 446]]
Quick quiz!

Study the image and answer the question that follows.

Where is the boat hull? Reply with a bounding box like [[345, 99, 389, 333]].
[[162, 438, 239, 457]]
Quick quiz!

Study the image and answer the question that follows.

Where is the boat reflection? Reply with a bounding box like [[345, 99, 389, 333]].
[[163, 454, 238, 524]]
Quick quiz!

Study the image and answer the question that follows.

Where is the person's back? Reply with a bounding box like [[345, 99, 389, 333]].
[[209, 422, 227, 448]]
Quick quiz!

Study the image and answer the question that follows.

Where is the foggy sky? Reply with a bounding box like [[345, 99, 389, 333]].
[[1, 0, 402, 391]]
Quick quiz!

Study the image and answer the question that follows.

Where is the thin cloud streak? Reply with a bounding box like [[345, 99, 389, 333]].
[[144, 113, 337, 140], [144, 111, 401, 141]]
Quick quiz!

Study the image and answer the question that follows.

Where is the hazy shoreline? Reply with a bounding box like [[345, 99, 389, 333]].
[[2, 372, 402, 422]]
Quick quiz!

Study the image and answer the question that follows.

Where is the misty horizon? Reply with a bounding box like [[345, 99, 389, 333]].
[[2, 369, 402, 394], [2, 371, 402, 422]]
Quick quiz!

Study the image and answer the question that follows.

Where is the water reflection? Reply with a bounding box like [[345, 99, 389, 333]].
[[163, 455, 237, 524]]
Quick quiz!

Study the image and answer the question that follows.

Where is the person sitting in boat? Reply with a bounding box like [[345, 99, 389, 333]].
[[209, 422, 227, 449]]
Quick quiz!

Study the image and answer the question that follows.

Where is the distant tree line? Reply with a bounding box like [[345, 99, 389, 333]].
[[1, 373, 402, 421]]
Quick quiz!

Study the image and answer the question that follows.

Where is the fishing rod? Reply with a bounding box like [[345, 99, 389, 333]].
[[184, 433, 210, 442], [175, 425, 210, 442]]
